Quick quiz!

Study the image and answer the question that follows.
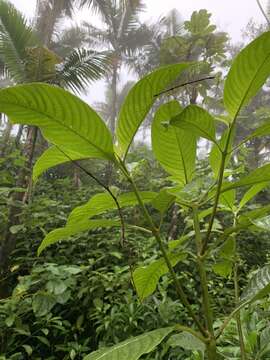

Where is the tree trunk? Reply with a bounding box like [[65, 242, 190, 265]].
[[167, 204, 179, 240], [0, 126, 38, 298], [105, 63, 118, 186], [0, 119, 12, 157], [15, 125, 24, 149], [73, 165, 82, 188]]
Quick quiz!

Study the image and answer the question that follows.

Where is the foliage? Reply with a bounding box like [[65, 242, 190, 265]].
[[1, 3, 270, 360]]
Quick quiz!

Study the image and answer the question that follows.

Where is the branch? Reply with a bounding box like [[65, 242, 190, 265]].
[[118, 160, 207, 337], [154, 76, 215, 97]]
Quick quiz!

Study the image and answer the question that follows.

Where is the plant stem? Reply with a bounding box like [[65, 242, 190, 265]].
[[234, 262, 247, 360], [193, 208, 217, 359], [202, 123, 235, 255], [201, 152, 226, 254], [123, 169, 207, 336]]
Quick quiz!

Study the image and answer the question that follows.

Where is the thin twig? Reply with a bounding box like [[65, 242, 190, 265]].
[[154, 76, 215, 97], [54, 145, 126, 246]]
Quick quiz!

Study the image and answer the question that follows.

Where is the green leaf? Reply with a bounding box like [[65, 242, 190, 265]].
[[167, 332, 205, 352], [222, 164, 270, 192], [152, 101, 196, 184], [238, 205, 270, 227], [83, 327, 174, 360], [238, 182, 269, 210], [67, 191, 156, 225], [213, 260, 233, 278], [170, 105, 216, 143], [241, 265, 270, 303], [22, 345, 33, 356], [213, 237, 236, 278], [0, 83, 114, 160], [35, 336, 50, 347], [38, 219, 120, 255], [32, 293, 56, 317], [116, 63, 191, 158], [151, 190, 175, 214], [5, 314, 15, 327], [133, 252, 186, 301], [224, 31, 270, 120], [46, 279, 67, 295], [219, 189, 235, 210], [252, 215, 270, 231], [33, 146, 89, 181]]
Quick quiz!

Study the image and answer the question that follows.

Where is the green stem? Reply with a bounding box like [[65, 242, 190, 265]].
[[193, 208, 217, 358], [201, 152, 226, 254], [202, 123, 235, 255], [122, 169, 207, 336], [234, 262, 247, 360]]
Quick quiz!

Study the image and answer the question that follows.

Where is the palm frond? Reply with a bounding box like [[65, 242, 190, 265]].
[[0, 0, 36, 82], [120, 24, 153, 55], [83, 22, 111, 48], [78, 0, 111, 21], [35, 0, 74, 45], [52, 26, 88, 57], [117, 0, 145, 38], [55, 48, 110, 93]]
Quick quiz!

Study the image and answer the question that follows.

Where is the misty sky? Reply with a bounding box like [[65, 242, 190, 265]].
[[10, 0, 267, 41], [9, 0, 268, 104]]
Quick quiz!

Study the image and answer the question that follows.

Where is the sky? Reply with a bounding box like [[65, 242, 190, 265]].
[[10, 0, 267, 42], [9, 0, 268, 104]]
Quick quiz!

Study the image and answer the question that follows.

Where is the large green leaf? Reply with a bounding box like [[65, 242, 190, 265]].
[[0, 83, 114, 160], [67, 191, 156, 225], [170, 104, 216, 143], [241, 265, 270, 304], [167, 332, 205, 353], [33, 146, 89, 181], [84, 327, 174, 360], [152, 101, 197, 184], [133, 252, 186, 301], [238, 182, 269, 210], [116, 63, 191, 158], [38, 219, 120, 255], [224, 31, 270, 120], [222, 164, 270, 193], [238, 205, 270, 227]]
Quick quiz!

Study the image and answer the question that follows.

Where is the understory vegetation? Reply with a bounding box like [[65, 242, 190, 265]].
[[2, 0, 270, 359]]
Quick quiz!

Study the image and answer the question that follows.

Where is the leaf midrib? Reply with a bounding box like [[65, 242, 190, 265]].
[[1, 100, 113, 159], [230, 48, 270, 121], [87, 330, 168, 360]]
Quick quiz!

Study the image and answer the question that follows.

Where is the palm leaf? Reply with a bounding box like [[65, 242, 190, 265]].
[[0, 0, 36, 82], [55, 48, 110, 93]]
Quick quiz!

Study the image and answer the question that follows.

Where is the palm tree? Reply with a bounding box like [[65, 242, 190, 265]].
[[83, 0, 152, 135], [0, 0, 110, 292]]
